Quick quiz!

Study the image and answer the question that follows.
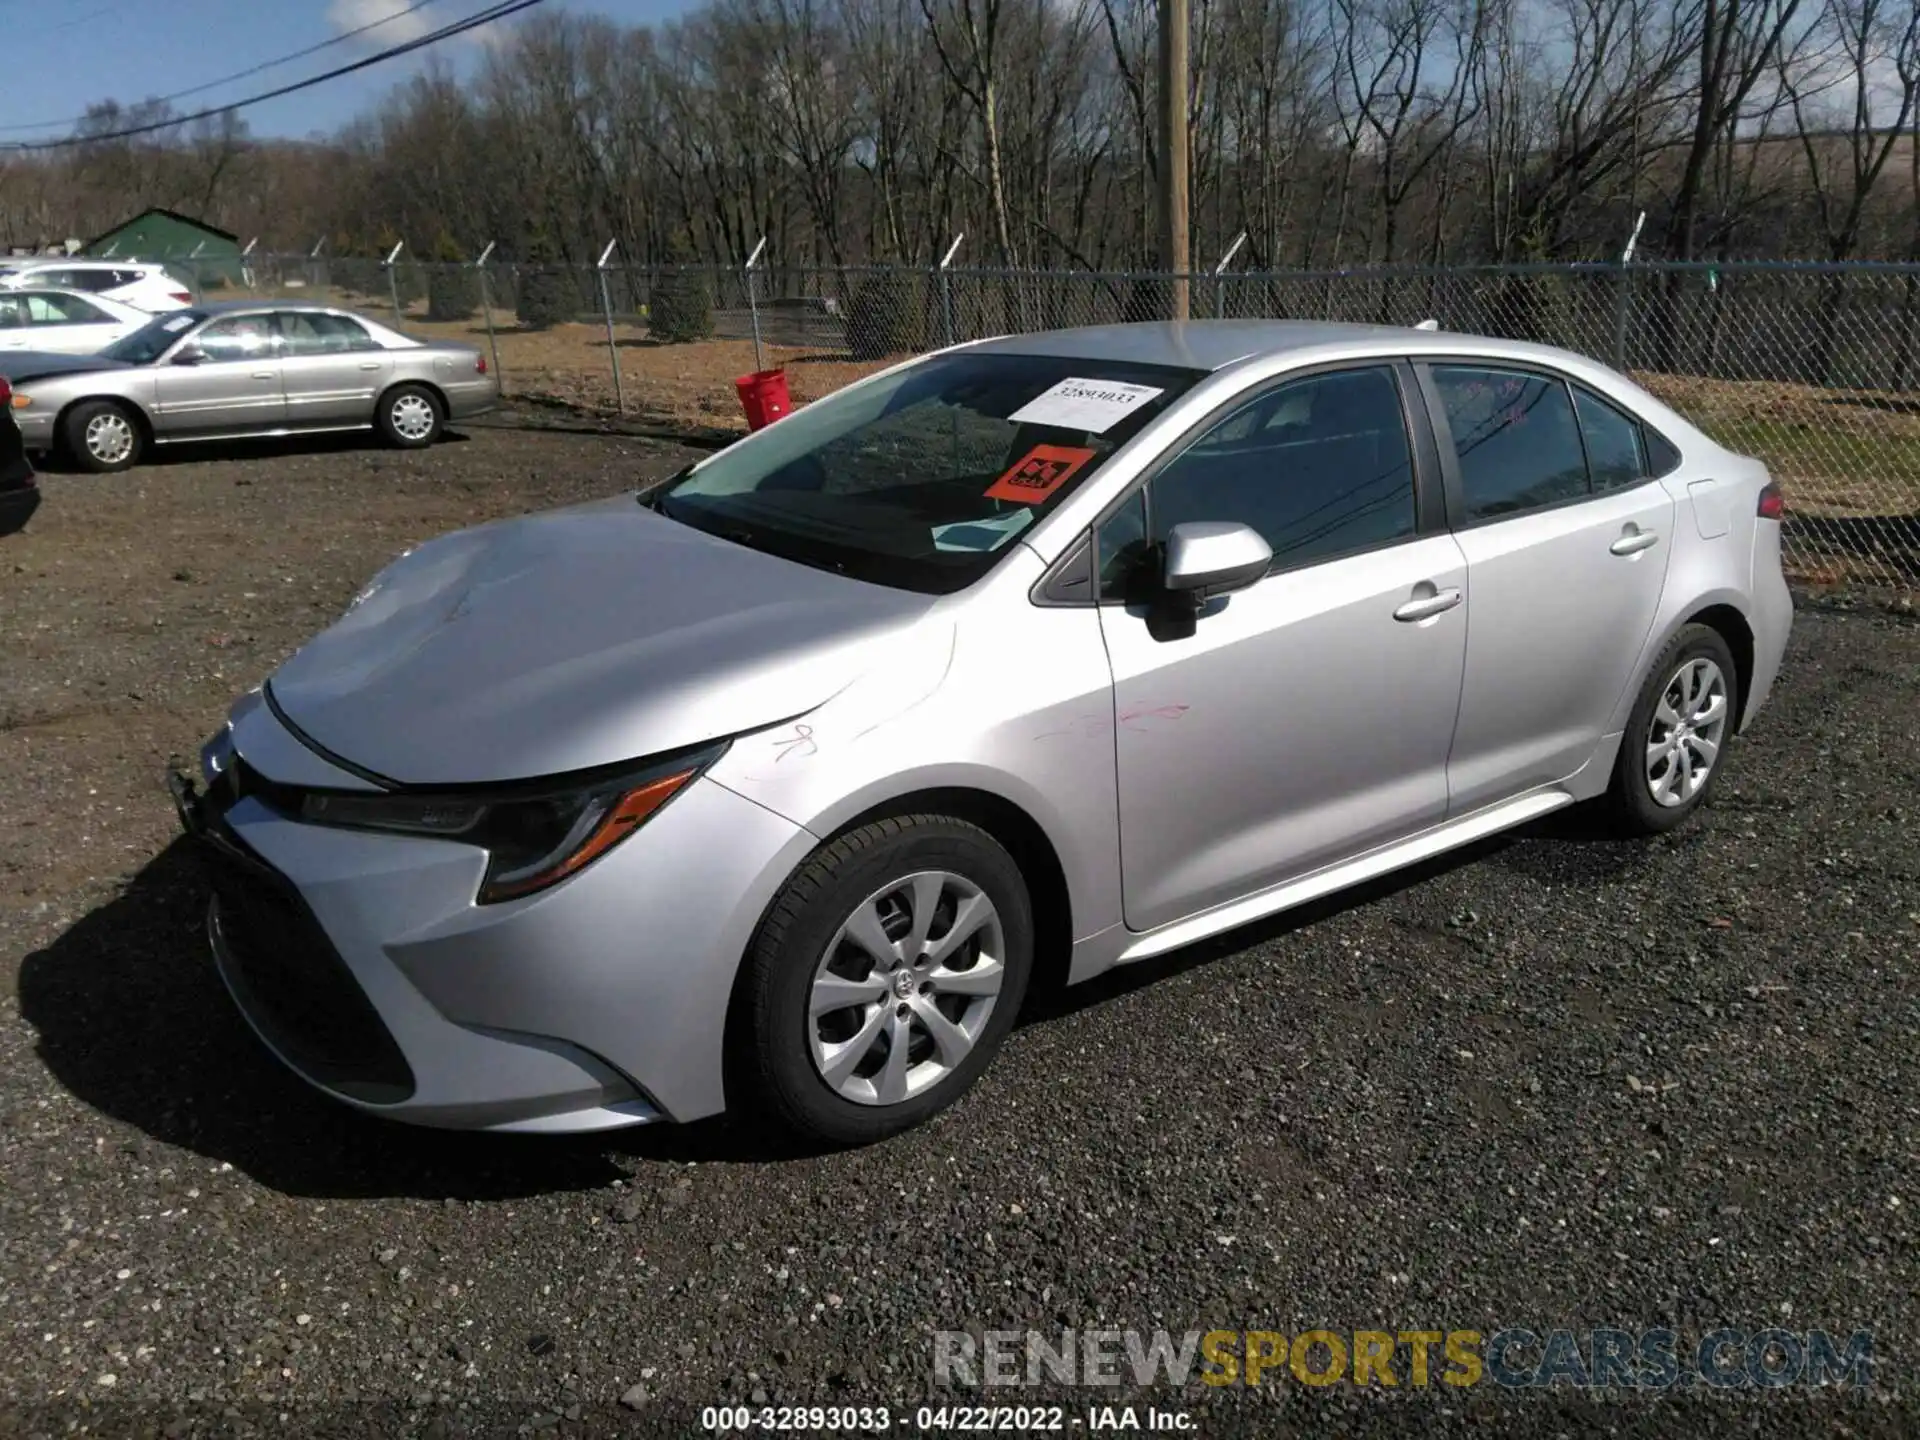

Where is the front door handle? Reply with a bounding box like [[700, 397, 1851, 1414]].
[[251, 371, 276, 380], [1610, 528, 1660, 556], [1393, 586, 1463, 623]]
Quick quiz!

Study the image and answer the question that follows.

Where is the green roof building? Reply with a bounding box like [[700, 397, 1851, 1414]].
[[82, 208, 245, 287]]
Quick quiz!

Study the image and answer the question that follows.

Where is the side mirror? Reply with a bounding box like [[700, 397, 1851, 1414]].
[[170, 344, 206, 366], [1162, 521, 1272, 600]]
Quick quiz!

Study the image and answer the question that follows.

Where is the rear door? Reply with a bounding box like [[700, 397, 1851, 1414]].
[[1417, 363, 1676, 814], [151, 314, 285, 436], [275, 311, 391, 426]]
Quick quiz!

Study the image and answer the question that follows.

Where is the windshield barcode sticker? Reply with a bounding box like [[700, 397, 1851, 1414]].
[[1008, 377, 1164, 433], [984, 444, 1096, 503]]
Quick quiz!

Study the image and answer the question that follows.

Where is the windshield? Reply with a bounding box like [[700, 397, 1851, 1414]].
[[652, 351, 1203, 594], [103, 309, 208, 365]]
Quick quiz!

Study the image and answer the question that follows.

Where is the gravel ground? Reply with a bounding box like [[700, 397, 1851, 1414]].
[[0, 423, 1915, 1439]]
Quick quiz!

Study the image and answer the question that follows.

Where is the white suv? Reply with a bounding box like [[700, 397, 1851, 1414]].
[[0, 260, 193, 313]]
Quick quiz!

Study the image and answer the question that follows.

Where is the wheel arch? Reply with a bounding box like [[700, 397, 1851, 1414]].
[[1683, 602, 1755, 734], [1610, 587, 1755, 738], [724, 781, 1078, 1060], [55, 393, 153, 456], [825, 786, 1075, 994], [379, 377, 449, 419]]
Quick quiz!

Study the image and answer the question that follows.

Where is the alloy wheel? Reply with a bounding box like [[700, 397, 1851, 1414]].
[[807, 871, 1006, 1107], [1645, 656, 1729, 808]]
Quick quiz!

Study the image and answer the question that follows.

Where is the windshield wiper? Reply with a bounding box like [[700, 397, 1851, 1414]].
[[637, 463, 695, 510]]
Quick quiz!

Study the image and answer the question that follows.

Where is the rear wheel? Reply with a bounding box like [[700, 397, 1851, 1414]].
[[376, 384, 443, 449], [63, 400, 142, 474], [1606, 623, 1738, 835], [735, 815, 1033, 1146]]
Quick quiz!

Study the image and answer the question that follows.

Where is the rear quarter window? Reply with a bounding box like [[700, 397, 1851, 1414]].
[[1430, 365, 1589, 522]]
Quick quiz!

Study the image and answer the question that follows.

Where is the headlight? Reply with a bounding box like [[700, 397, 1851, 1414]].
[[298, 743, 725, 903]]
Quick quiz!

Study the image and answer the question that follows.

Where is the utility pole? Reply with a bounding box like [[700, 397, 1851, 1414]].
[[1157, 0, 1190, 320]]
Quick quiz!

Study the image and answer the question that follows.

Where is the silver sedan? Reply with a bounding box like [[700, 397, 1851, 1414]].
[[7, 301, 497, 472], [175, 320, 1792, 1146]]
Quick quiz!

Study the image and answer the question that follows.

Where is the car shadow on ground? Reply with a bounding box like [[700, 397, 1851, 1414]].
[[18, 808, 1647, 1199]]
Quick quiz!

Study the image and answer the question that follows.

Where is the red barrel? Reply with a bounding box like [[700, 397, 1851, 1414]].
[[734, 368, 792, 430]]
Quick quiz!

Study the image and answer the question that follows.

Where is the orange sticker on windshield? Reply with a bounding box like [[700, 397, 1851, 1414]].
[[984, 444, 1096, 504]]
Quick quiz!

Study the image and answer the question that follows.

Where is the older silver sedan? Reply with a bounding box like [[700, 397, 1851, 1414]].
[[5, 301, 497, 472]]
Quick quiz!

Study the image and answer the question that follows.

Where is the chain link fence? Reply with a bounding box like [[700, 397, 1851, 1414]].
[[109, 251, 1920, 591]]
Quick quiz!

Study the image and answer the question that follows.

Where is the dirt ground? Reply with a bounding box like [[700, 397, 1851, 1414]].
[[0, 421, 1917, 1436]]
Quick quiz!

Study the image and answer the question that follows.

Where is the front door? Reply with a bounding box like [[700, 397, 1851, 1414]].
[[152, 314, 285, 436], [274, 311, 392, 426], [1096, 363, 1469, 932], [1418, 364, 1677, 813]]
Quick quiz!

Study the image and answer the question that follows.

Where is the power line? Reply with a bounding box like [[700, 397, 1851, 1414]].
[[0, 0, 449, 134], [2, 0, 544, 153]]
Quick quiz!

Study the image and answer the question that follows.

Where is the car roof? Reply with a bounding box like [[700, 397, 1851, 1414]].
[[4, 257, 149, 269], [192, 299, 354, 316], [967, 318, 1605, 376]]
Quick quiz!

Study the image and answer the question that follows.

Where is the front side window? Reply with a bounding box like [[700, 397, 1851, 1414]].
[[194, 314, 276, 362], [1097, 365, 1418, 598], [654, 351, 1202, 594], [1432, 365, 1589, 521], [102, 308, 208, 365]]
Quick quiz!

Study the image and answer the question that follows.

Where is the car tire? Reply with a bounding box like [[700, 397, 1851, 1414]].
[[1606, 623, 1740, 835], [734, 815, 1034, 1147], [376, 384, 443, 449], [62, 400, 143, 474]]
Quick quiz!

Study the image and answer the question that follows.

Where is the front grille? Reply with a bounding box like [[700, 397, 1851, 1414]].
[[198, 824, 415, 1105]]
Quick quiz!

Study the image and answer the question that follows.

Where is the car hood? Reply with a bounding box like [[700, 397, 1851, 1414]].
[[0, 352, 133, 383], [264, 495, 939, 785]]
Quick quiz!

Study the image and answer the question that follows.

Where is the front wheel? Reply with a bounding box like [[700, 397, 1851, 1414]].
[[63, 400, 143, 474], [1606, 623, 1739, 835], [735, 815, 1034, 1146], [376, 384, 443, 449]]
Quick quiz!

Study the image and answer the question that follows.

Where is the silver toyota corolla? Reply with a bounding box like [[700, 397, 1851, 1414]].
[[173, 320, 1793, 1144], [8, 301, 496, 472]]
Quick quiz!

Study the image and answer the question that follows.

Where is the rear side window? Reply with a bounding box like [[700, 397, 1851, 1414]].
[[1572, 386, 1647, 492], [277, 311, 377, 354], [1644, 427, 1682, 476], [1430, 366, 1588, 522]]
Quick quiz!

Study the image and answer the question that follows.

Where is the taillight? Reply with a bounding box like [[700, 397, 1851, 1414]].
[[0, 376, 10, 407], [475, 355, 488, 375], [168, 291, 192, 304], [1757, 481, 1785, 519]]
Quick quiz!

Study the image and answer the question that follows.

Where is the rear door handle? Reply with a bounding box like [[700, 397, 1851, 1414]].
[[1393, 587, 1463, 623], [1610, 529, 1660, 556], [358, 362, 383, 371]]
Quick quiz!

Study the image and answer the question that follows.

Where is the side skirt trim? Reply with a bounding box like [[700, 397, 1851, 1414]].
[[1115, 788, 1574, 965]]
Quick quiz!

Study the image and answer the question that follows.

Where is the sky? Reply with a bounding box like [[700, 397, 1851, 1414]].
[[0, 0, 693, 144]]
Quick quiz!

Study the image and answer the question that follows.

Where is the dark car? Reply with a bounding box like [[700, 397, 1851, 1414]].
[[0, 372, 38, 535]]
